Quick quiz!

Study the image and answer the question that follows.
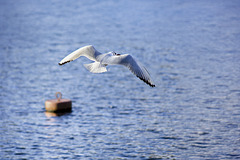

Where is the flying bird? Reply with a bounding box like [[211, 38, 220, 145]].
[[59, 45, 155, 87]]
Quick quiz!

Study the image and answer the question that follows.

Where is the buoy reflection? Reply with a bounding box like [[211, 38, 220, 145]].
[[44, 111, 71, 117]]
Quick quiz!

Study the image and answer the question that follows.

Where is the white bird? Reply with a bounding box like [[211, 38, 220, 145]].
[[59, 45, 155, 87]]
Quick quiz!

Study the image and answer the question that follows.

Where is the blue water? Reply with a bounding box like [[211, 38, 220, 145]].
[[1, 0, 240, 159]]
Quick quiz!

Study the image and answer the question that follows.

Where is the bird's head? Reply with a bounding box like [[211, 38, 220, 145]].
[[111, 51, 121, 56]]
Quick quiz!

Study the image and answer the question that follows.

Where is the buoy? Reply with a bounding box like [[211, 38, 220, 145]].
[[45, 92, 72, 112]]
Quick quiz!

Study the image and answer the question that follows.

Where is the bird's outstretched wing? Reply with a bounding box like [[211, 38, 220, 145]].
[[101, 54, 155, 87], [58, 45, 98, 65]]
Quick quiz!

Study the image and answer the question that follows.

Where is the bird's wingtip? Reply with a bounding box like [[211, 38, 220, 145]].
[[148, 83, 155, 87], [150, 84, 156, 87], [58, 60, 72, 66], [137, 76, 155, 88]]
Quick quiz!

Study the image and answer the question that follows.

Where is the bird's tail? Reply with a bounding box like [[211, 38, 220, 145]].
[[83, 62, 107, 73]]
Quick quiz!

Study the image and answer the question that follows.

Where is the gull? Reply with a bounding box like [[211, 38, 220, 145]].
[[59, 45, 155, 87]]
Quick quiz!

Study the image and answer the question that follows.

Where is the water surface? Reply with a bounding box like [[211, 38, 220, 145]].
[[0, 0, 240, 159]]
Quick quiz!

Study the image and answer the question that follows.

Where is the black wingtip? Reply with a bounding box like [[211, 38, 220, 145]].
[[58, 60, 71, 66], [138, 77, 155, 87], [150, 84, 156, 87], [148, 82, 156, 87]]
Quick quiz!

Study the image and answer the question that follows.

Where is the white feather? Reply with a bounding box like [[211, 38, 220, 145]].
[[83, 62, 107, 73]]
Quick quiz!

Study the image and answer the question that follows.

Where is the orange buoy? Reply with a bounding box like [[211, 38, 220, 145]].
[[45, 92, 72, 112]]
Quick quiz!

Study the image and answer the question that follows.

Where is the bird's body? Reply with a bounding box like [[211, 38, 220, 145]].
[[59, 45, 155, 87]]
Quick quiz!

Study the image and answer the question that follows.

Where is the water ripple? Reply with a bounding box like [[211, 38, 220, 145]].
[[1, 0, 240, 159]]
